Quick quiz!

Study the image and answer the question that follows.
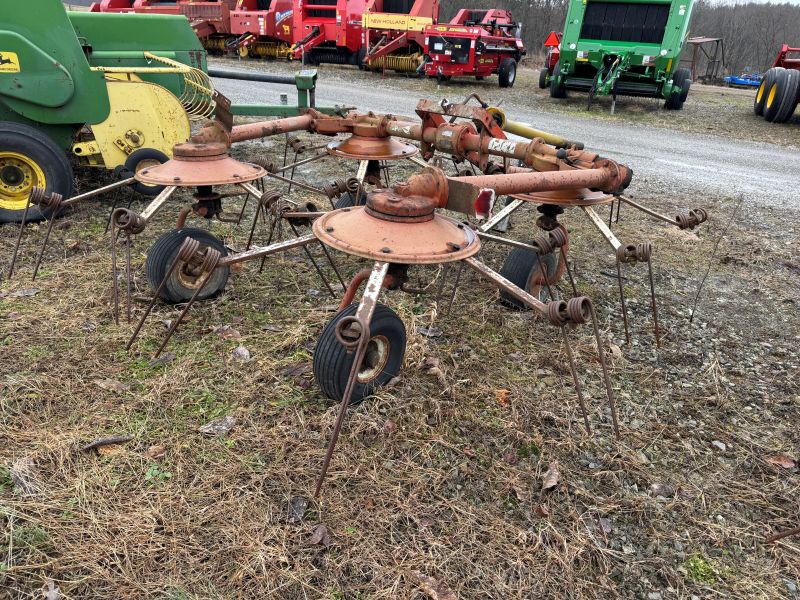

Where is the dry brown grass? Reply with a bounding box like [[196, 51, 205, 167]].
[[1, 135, 799, 599]]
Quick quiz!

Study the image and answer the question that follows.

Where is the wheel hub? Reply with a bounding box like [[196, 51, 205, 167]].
[[0, 152, 45, 205], [357, 335, 390, 383]]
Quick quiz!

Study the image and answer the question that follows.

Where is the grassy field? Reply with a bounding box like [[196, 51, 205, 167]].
[[1, 91, 799, 598]]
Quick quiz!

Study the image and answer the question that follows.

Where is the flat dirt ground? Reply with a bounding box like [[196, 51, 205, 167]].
[[1, 62, 799, 600]]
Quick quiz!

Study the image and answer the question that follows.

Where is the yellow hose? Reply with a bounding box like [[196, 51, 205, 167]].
[[486, 107, 582, 149]]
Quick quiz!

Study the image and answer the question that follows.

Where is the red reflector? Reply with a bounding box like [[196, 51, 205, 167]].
[[544, 31, 560, 47]]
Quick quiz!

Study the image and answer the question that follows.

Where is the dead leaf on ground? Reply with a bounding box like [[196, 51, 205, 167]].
[[535, 504, 550, 518], [421, 356, 447, 385], [599, 517, 613, 534], [649, 482, 676, 498], [416, 325, 443, 338], [148, 352, 175, 367], [307, 523, 332, 547], [213, 325, 241, 340], [282, 362, 311, 378], [262, 324, 283, 332], [462, 446, 476, 458], [287, 496, 308, 523], [97, 444, 125, 456], [146, 445, 166, 459], [541, 463, 561, 492], [407, 570, 458, 600], [42, 579, 61, 600], [494, 388, 511, 407], [8, 288, 39, 298], [767, 454, 797, 469], [10, 457, 41, 496], [198, 415, 236, 436], [231, 346, 251, 362], [608, 343, 623, 360], [383, 420, 397, 434], [93, 379, 130, 394]]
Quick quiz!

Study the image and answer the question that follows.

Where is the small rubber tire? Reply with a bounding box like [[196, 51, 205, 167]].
[[0, 121, 73, 224], [754, 68, 779, 116], [498, 58, 517, 88], [664, 79, 689, 110], [772, 69, 800, 123], [499, 245, 559, 309], [539, 68, 549, 89], [125, 148, 169, 197], [436, 73, 451, 84], [145, 227, 230, 304], [476, 75, 485, 81], [549, 63, 566, 98], [334, 190, 366, 209], [763, 68, 789, 122], [313, 303, 406, 403]]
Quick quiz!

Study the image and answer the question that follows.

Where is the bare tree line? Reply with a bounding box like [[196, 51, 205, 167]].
[[440, 0, 800, 75]]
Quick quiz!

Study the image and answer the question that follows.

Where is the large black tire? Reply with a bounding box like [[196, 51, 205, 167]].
[[539, 68, 549, 89], [125, 148, 169, 197], [499, 246, 559, 309], [673, 68, 692, 103], [549, 63, 567, 98], [664, 69, 691, 110], [754, 68, 780, 116], [334, 190, 367, 209], [313, 303, 406, 403], [0, 121, 73, 224], [145, 227, 230, 304], [355, 46, 367, 70], [764, 69, 790, 122], [772, 69, 800, 123], [498, 58, 517, 88]]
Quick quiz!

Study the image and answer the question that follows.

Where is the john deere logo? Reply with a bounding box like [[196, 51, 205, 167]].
[[0, 52, 20, 73]]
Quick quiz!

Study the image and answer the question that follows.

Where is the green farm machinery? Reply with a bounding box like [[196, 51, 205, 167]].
[[0, 0, 335, 224], [541, 0, 695, 111]]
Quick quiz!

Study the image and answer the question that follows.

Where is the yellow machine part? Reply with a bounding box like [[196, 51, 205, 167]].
[[367, 53, 422, 73], [71, 75, 190, 169], [238, 42, 292, 59], [363, 13, 432, 32], [486, 107, 570, 148]]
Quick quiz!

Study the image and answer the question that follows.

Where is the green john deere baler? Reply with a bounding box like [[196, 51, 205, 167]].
[[547, 0, 695, 111]]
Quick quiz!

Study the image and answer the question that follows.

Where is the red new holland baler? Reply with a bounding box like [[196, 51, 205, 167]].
[[422, 9, 525, 87], [361, 0, 437, 73], [290, 0, 367, 65]]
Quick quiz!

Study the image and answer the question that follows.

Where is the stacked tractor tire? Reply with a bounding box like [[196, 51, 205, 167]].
[[754, 45, 800, 124]]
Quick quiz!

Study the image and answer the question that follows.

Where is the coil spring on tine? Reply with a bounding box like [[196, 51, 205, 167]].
[[345, 177, 360, 194], [335, 316, 364, 350], [676, 207, 708, 230], [289, 137, 308, 153], [28, 187, 47, 207], [177, 236, 201, 262], [200, 247, 221, 273], [635, 242, 652, 262], [546, 299, 569, 326], [252, 157, 278, 173], [259, 189, 281, 209], [112, 208, 146, 235], [616, 244, 638, 264], [548, 227, 568, 249], [566, 297, 591, 325], [532, 235, 555, 255], [321, 179, 348, 199]]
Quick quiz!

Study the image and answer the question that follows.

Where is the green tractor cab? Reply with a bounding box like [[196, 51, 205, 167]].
[[545, 0, 694, 111]]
